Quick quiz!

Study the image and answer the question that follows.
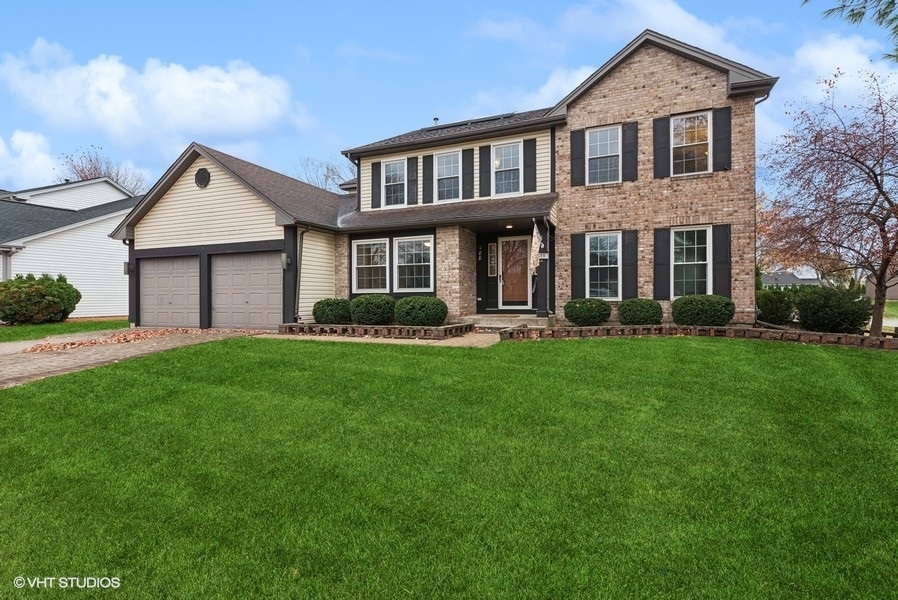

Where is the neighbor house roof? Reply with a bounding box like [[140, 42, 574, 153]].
[[761, 271, 821, 287], [111, 143, 349, 240], [548, 29, 778, 117], [343, 108, 564, 159], [0, 176, 133, 201], [0, 196, 141, 244], [338, 193, 558, 232]]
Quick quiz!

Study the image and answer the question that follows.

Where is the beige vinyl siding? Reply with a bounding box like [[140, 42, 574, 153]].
[[135, 157, 282, 250], [297, 230, 336, 320], [358, 130, 551, 212]]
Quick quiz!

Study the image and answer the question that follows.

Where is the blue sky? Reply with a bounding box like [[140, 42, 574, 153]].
[[1, 0, 895, 192]]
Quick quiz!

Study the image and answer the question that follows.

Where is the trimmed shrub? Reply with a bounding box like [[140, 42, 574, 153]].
[[394, 296, 448, 327], [618, 298, 663, 325], [564, 297, 612, 326], [671, 294, 735, 326], [0, 273, 82, 325], [794, 286, 873, 334], [756, 288, 795, 326], [350, 294, 396, 325], [312, 298, 352, 324]]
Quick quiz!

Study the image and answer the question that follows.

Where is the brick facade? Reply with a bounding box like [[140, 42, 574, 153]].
[[555, 45, 758, 324], [334, 233, 349, 299], [436, 225, 477, 320]]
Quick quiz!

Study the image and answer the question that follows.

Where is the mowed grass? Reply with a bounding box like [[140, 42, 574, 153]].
[[1, 336, 896, 598], [884, 299, 898, 320], [0, 319, 128, 342]]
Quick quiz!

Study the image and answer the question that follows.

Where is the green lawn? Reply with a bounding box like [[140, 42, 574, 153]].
[[0, 319, 128, 342], [885, 300, 898, 320], [1, 337, 896, 598]]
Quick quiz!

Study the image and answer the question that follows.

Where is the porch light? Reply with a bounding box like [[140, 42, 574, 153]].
[[505, 224, 514, 229]]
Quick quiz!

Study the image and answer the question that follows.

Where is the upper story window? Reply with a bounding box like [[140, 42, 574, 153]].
[[493, 142, 521, 196], [436, 151, 460, 201], [383, 159, 406, 206], [671, 112, 710, 176], [587, 126, 621, 185], [672, 226, 711, 297]]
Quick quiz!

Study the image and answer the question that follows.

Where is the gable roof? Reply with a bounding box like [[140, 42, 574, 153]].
[[111, 143, 349, 240], [0, 196, 141, 244], [343, 108, 564, 159], [0, 176, 133, 202], [548, 29, 778, 117]]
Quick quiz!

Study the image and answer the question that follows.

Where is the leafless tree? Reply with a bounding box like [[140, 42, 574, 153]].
[[293, 156, 355, 193], [55, 145, 147, 195]]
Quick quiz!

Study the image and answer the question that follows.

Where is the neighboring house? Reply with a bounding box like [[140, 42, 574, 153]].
[[112, 30, 776, 329], [866, 275, 898, 300], [762, 270, 822, 289], [0, 178, 140, 317]]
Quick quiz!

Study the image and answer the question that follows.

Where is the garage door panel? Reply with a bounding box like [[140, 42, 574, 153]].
[[211, 252, 282, 329], [140, 256, 200, 327]]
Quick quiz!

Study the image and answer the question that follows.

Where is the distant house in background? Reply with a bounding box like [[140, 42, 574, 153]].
[[866, 276, 898, 300], [761, 270, 821, 289], [0, 178, 140, 317]]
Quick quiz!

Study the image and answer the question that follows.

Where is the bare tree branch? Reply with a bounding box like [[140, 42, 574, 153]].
[[55, 145, 147, 195]]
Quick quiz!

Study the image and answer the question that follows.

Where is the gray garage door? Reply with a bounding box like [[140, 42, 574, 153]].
[[211, 252, 282, 329], [140, 256, 200, 327]]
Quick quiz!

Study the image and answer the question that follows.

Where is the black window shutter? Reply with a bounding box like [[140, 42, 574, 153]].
[[570, 129, 585, 187], [523, 138, 537, 193], [407, 157, 418, 205], [712, 107, 732, 172], [422, 155, 433, 204], [653, 227, 671, 300], [479, 145, 491, 198], [653, 117, 670, 179], [571, 234, 585, 299], [371, 161, 381, 209], [622, 229, 638, 299], [712, 224, 732, 297], [622, 122, 638, 182], [462, 149, 474, 199]]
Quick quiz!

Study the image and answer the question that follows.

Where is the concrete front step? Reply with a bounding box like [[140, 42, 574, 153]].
[[459, 314, 555, 331]]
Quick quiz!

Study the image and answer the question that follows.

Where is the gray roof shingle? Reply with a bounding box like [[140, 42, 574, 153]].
[[343, 108, 563, 158], [0, 196, 141, 244]]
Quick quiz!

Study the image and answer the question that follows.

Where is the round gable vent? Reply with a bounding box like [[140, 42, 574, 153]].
[[195, 168, 211, 188]]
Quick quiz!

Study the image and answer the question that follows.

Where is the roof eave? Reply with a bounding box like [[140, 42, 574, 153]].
[[343, 114, 566, 160], [729, 76, 779, 98]]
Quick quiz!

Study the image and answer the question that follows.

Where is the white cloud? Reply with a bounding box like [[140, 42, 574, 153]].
[[0, 38, 310, 153], [0, 131, 58, 190]]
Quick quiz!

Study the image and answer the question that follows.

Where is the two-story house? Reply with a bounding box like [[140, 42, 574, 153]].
[[340, 29, 776, 324], [112, 30, 776, 329]]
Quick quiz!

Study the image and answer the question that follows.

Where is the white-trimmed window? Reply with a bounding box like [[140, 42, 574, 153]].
[[672, 227, 711, 297], [587, 126, 621, 184], [436, 151, 460, 201], [493, 142, 521, 196], [671, 112, 710, 175], [394, 236, 434, 292], [383, 159, 406, 206], [586, 232, 621, 300], [352, 239, 389, 293]]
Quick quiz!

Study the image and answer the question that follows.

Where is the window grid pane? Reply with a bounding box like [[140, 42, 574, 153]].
[[384, 161, 405, 205], [587, 128, 621, 184], [672, 229, 708, 296], [494, 144, 520, 194], [672, 114, 709, 175], [355, 242, 387, 291], [396, 239, 432, 290], [587, 234, 619, 299], [436, 153, 460, 201]]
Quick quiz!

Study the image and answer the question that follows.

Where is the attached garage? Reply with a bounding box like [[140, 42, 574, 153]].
[[140, 256, 200, 327], [211, 252, 282, 328], [111, 143, 343, 330]]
